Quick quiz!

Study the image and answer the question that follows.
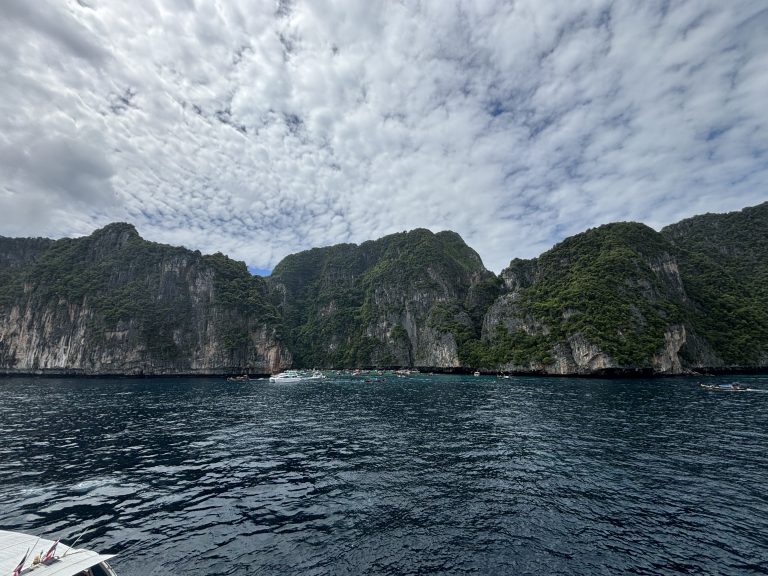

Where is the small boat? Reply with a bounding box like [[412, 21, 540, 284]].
[[269, 370, 325, 383], [0, 530, 117, 576], [473, 371, 480, 377], [700, 382, 749, 392], [393, 369, 420, 376], [226, 374, 249, 382]]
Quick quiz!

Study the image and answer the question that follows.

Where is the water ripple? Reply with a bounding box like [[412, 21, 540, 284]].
[[1, 375, 767, 575]]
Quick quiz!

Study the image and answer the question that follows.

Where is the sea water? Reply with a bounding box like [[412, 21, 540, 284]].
[[1, 374, 767, 575]]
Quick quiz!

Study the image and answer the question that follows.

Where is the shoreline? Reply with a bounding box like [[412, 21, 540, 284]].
[[1, 365, 767, 379]]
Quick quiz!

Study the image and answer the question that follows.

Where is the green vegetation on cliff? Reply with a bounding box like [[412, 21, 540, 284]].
[[1, 202, 766, 375], [662, 202, 768, 365], [269, 228, 498, 368], [472, 203, 768, 371], [468, 223, 687, 368], [0, 223, 281, 370]]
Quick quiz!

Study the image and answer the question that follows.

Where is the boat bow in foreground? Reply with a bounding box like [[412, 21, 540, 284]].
[[0, 530, 117, 576]]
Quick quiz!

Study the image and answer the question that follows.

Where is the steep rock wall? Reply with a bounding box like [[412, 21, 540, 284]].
[[268, 229, 498, 368], [2, 202, 768, 377], [478, 223, 722, 375], [0, 225, 290, 375]]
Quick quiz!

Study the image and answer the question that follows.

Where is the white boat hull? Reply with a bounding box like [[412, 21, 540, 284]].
[[269, 371, 325, 383]]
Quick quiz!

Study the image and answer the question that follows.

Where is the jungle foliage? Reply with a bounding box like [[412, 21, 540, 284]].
[[268, 228, 496, 368], [2, 202, 766, 372], [0, 223, 279, 360]]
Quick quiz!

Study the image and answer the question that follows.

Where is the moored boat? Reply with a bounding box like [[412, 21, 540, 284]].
[[269, 370, 325, 383], [0, 530, 117, 576], [699, 382, 749, 391]]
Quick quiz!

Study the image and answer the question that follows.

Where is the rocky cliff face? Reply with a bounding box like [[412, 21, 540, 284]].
[[0, 224, 290, 375], [477, 223, 681, 373], [268, 228, 499, 368], [0, 237, 54, 270], [478, 204, 768, 375], [660, 202, 768, 368], [1, 203, 766, 377]]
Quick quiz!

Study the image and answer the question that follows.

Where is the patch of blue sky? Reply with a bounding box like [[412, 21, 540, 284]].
[[248, 265, 272, 277]]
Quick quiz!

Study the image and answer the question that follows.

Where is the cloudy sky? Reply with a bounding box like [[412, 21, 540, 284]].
[[1, 1, 766, 273]]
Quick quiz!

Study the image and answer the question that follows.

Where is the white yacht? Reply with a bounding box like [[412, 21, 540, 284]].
[[269, 370, 325, 383], [0, 530, 117, 576]]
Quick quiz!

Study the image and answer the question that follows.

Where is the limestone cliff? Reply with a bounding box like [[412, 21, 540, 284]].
[[661, 202, 768, 368], [0, 223, 290, 375], [1, 202, 766, 377], [477, 204, 768, 375], [268, 229, 499, 368]]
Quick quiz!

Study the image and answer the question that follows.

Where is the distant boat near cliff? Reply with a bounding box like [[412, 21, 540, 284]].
[[269, 370, 326, 383], [700, 382, 750, 392]]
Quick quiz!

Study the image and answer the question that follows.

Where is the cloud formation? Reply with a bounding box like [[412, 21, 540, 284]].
[[1, 0, 766, 272]]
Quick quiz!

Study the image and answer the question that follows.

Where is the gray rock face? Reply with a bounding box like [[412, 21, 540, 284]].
[[564, 333, 617, 373], [482, 294, 549, 338], [647, 253, 687, 301], [368, 277, 464, 367], [2, 202, 767, 377], [0, 225, 290, 376], [417, 328, 460, 367], [478, 218, 767, 376], [651, 325, 686, 374], [268, 228, 497, 368], [499, 258, 537, 293]]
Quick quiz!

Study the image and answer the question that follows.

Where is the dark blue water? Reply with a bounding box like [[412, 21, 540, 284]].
[[1, 374, 767, 575]]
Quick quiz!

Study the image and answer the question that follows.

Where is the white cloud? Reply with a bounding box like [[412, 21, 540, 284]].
[[0, 0, 766, 272]]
